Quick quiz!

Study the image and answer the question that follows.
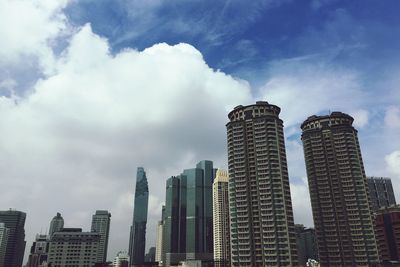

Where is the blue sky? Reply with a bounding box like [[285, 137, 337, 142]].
[[0, 0, 400, 261], [65, 0, 400, 86]]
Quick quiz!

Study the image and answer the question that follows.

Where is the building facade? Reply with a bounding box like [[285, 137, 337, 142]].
[[226, 101, 298, 266], [0, 223, 9, 267], [156, 221, 163, 265], [91, 210, 111, 262], [113, 251, 129, 267], [145, 247, 156, 262], [26, 234, 49, 267], [212, 169, 230, 267], [162, 160, 215, 266], [49, 212, 64, 237], [47, 228, 100, 266], [294, 224, 318, 266], [0, 209, 26, 267], [375, 205, 400, 264], [301, 112, 379, 266], [368, 177, 396, 212], [129, 167, 149, 267]]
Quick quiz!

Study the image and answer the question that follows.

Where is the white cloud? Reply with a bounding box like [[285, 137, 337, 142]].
[[384, 106, 400, 129], [259, 59, 366, 132], [0, 24, 251, 259], [290, 178, 313, 227], [386, 150, 400, 176], [351, 109, 369, 128], [0, 0, 69, 72], [385, 150, 400, 201]]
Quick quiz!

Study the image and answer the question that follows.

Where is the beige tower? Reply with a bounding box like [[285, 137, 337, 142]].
[[226, 101, 298, 266], [301, 112, 379, 266], [155, 221, 163, 266], [213, 169, 230, 267]]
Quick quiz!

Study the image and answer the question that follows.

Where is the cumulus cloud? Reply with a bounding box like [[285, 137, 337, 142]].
[[0, 23, 251, 258], [385, 106, 400, 128], [0, 0, 69, 70], [386, 150, 400, 176], [351, 109, 369, 128], [259, 58, 366, 130], [290, 178, 313, 227], [385, 150, 400, 201]]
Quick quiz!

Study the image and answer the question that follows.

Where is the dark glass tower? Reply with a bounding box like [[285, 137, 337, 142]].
[[129, 167, 149, 266], [162, 160, 214, 266], [0, 210, 26, 267], [301, 112, 379, 266], [227, 102, 298, 266], [367, 177, 396, 212]]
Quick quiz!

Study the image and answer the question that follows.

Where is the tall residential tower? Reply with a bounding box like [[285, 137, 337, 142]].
[[301, 112, 379, 266], [212, 169, 230, 267], [129, 167, 149, 267], [226, 101, 298, 266]]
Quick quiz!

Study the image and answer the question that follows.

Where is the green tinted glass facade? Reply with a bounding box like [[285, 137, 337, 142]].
[[162, 160, 215, 264]]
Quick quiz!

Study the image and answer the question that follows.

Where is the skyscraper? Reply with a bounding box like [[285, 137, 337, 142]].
[[129, 167, 149, 267], [0, 209, 26, 267], [0, 223, 9, 267], [49, 212, 64, 237], [212, 169, 230, 267], [368, 177, 396, 212], [301, 112, 379, 266], [155, 220, 163, 265], [163, 160, 215, 266], [91, 210, 111, 262], [226, 101, 298, 266]]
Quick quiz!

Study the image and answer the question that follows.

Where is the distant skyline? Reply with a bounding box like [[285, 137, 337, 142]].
[[0, 0, 399, 261]]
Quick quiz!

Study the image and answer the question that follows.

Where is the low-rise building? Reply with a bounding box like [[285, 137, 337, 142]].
[[375, 205, 400, 265]]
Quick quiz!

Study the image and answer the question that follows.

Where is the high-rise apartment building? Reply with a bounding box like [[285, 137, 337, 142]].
[[26, 234, 49, 267], [301, 112, 379, 266], [375, 205, 400, 264], [294, 225, 318, 266], [212, 169, 230, 267], [0, 209, 26, 267], [129, 167, 149, 267], [49, 212, 64, 237], [47, 228, 100, 266], [163, 160, 215, 267], [368, 177, 396, 212], [226, 101, 298, 266], [91, 210, 111, 262], [0, 223, 10, 267]]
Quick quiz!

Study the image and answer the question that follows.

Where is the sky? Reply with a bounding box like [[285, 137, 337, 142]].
[[0, 0, 400, 262]]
